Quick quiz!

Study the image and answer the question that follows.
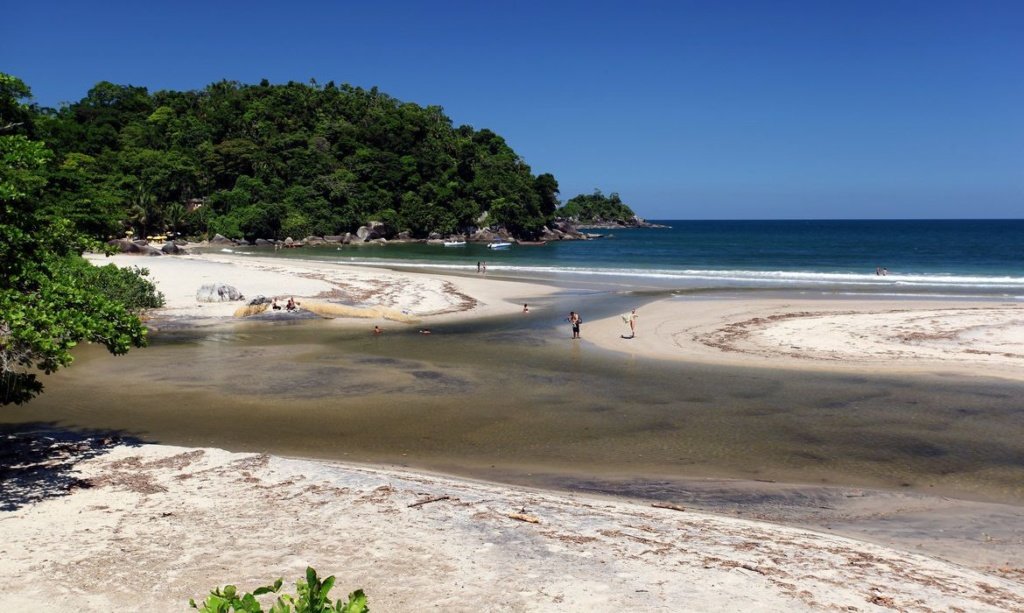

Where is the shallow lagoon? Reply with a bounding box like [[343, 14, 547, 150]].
[[6, 289, 1023, 506]]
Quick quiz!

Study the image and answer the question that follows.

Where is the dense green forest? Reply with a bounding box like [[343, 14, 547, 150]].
[[1, 74, 162, 404], [560, 190, 637, 224], [22, 76, 577, 241]]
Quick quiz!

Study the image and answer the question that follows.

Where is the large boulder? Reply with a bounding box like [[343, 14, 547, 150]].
[[107, 238, 133, 253], [356, 221, 390, 241], [472, 229, 497, 242], [254, 238, 274, 246], [196, 283, 244, 302], [210, 233, 234, 245], [161, 242, 186, 255], [304, 236, 326, 246], [324, 235, 345, 243]]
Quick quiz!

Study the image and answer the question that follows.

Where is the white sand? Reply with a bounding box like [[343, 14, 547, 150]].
[[1, 443, 1021, 611], [587, 298, 1024, 381], [86, 252, 553, 325]]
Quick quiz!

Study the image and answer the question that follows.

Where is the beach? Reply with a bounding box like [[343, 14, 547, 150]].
[[84, 251, 554, 325], [3, 249, 1023, 610], [586, 297, 1024, 382], [1, 440, 1022, 611]]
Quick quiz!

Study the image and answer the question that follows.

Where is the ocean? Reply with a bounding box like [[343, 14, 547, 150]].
[[227, 219, 1024, 297]]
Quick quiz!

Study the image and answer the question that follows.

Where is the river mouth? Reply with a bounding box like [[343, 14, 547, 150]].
[[4, 292, 1023, 507]]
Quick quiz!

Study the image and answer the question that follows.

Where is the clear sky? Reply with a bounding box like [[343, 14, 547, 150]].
[[3, 1, 1021, 219]]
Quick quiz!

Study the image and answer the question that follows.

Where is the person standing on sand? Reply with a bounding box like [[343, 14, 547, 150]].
[[628, 308, 638, 338], [568, 311, 581, 339]]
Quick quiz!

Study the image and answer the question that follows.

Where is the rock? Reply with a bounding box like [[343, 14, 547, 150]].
[[248, 295, 272, 306], [284, 237, 294, 246], [473, 229, 497, 242], [173, 239, 188, 246], [369, 238, 388, 244], [428, 232, 442, 240], [210, 233, 234, 245], [426, 239, 445, 245], [304, 236, 326, 246], [254, 238, 273, 246], [396, 231, 411, 240], [342, 233, 354, 244], [196, 283, 244, 303], [161, 242, 186, 255], [107, 238, 133, 253], [114, 240, 163, 255], [324, 235, 344, 243], [357, 221, 390, 241]]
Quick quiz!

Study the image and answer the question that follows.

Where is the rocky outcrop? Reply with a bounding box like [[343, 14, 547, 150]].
[[538, 221, 587, 241], [196, 283, 244, 302], [161, 242, 187, 255], [356, 221, 390, 241], [571, 216, 670, 229], [210, 233, 235, 245], [107, 239, 165, 255]]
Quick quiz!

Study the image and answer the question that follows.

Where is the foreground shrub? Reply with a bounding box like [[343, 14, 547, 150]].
[[190, 567, 367, 613]]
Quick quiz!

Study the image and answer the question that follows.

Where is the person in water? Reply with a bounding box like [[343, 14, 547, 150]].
[[523, 303, 529, 313]]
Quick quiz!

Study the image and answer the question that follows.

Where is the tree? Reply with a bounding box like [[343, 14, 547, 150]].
[[559, 189, 637, 223], [1, 74, 154, 404]]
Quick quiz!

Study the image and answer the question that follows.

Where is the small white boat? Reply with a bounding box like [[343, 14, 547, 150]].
[[487, 240, 513, 249], [443, 240, 466, 247]]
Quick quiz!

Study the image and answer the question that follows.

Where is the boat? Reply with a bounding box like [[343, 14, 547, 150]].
[[516, 240, 547, 246], [443, 240, 466, 247], [487, 240, 513, 249]]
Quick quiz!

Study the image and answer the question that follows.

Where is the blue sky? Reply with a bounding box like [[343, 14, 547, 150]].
[[3, 1, 1021, 219]]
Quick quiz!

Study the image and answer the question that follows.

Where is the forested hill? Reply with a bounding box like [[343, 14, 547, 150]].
[[29, 79, 564, 241]]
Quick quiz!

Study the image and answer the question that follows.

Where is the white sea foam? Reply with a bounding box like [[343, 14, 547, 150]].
[[333, 259, 1024, 291]]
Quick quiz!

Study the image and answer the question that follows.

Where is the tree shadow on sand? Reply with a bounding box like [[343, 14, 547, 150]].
[[0, 422, 146, 512]]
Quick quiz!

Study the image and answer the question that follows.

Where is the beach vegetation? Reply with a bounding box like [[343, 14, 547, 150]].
[[559, 189, 636, 224], [190, 567, 368, 613], [0, 74, 157, 405], [19, 76, 570, 241]]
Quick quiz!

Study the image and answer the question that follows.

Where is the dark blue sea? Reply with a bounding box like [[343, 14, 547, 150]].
[[227, 219, 1024, 297]]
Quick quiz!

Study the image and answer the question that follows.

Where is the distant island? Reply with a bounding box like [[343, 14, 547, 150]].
[[558, 190, 668, 229], [16, 76, 645, 243]]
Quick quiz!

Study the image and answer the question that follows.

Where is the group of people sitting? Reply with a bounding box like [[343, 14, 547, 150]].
[[271, 297, 299, 311]]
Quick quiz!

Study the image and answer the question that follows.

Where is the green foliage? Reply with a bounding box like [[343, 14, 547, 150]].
[[1, 74, 153, 405], [25, 75, 574, 240], [559, 189, 636, 223], [61, 258, 165, 312], [190, 567, 368, 613]]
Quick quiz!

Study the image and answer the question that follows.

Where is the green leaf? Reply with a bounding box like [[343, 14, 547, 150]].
[[339, 590, 368, 613]]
